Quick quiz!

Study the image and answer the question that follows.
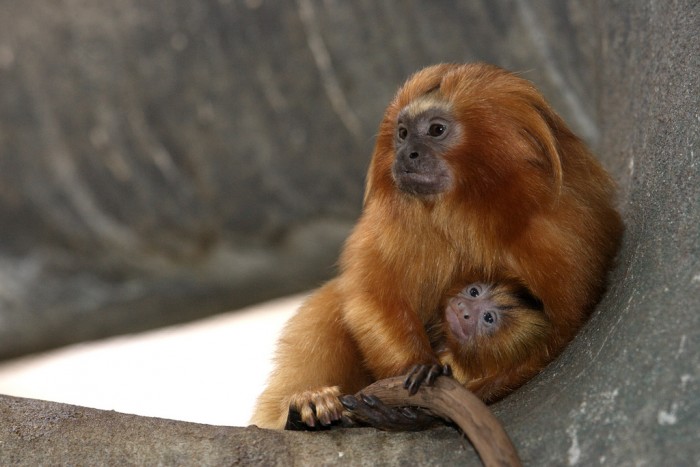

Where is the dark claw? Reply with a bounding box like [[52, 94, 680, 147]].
[[340, 394, 357, 410], [425, 364, 444, 385], [403, 363, 453, 395], [361, 394, 379, 407], [400, 407, 418, 419], [285, 401, 336, 431], [285, 408, 310, 431], [403, 365, 428, 395], [425, 367, 438, 385], [343, 392, 441, 431], [403, 365, 420, 389], [443, 364, 452, 377]]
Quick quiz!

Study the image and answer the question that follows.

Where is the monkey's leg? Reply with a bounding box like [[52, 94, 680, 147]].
[[285, 386, 352, 430], [251, 280, 372, 429]]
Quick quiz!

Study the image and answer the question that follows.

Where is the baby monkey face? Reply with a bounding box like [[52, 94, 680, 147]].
[[445, 283, 501, 341], [445, 282, 545, 344]]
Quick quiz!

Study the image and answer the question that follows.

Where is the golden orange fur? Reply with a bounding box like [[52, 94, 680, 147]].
[[429, 281, 553, 402], [251, 63, 623, 429]]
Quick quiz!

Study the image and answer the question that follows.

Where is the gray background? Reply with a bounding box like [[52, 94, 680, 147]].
[[0, 0, 698, 465]]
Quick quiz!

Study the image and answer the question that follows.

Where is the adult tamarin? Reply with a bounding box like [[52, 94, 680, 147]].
[[251, 63, 623, 429]]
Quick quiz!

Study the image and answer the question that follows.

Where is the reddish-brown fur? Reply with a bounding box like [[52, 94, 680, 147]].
[[430, 281, 553, 402], [251, 63, 623, 429]]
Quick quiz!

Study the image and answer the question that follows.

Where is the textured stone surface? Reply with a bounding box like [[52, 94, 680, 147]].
[[0, 394, 478, 466], [0, 0, 698, 465]]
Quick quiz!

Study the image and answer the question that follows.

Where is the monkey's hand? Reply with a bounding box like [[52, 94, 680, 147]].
[[338, 364, 452, 431], [339, 393, 442, 431], [404, 363, 452, 395], [285, 386, 347, 430]]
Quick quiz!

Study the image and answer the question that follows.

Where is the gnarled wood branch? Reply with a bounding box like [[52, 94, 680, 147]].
[[355, 376, 522, 467]]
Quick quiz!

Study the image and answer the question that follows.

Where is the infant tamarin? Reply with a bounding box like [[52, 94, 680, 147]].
[[429, 281, 552, 403], [251, 63, 623, 429], [341, 280, 552, 430]]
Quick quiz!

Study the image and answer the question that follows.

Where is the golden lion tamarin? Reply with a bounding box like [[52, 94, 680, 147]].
[[251, 63, 623, 429], [340, 281, 552, 431], [430, 281, 553, 403]]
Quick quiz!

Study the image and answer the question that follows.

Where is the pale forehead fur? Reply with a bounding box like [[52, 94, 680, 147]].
[[401, 93, 451, 118]]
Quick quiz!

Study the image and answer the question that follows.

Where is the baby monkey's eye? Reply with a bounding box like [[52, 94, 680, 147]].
[[468, 287, 479, 297], [483, 312, 494, 324], [428, 123, 446, 137], [397, 127, 408, 140]]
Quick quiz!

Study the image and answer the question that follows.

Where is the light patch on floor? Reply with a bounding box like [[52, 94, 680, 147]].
[[0, 294, 304, 427]]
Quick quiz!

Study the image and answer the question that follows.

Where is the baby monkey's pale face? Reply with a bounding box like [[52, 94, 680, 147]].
[[444, 281, 547, 347], [445, 283, 501, 342]]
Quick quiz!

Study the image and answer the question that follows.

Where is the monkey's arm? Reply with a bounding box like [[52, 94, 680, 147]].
[[342, 291, 439, 379], [339, 220, 446, 379]]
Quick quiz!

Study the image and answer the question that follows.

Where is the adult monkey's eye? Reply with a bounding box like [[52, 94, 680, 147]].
[[428, 123, 446, 137], [469, 287, 479, 297], [483, 312, 494, 324], [397, 127, 408, 140]]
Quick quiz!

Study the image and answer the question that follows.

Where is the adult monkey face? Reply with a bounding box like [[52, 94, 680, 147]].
[[392, 96, 461, 196]]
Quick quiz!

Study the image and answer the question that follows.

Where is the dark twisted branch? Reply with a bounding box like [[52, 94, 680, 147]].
[[351, 376, 522, 467]]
